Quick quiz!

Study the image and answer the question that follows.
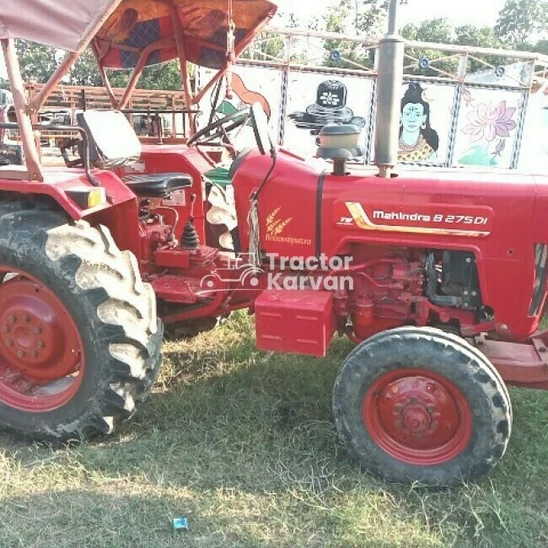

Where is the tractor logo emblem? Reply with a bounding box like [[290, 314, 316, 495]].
[[266, 207, 293, 239]]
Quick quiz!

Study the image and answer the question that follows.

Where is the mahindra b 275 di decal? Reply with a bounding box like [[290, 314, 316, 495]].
[[334, 201, 494, 238]]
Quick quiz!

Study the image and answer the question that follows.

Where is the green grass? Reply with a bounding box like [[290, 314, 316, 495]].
[[1, 312, 548, 547]]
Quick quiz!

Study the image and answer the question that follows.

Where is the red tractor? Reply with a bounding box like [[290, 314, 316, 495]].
[[0, 0, 547, 486]]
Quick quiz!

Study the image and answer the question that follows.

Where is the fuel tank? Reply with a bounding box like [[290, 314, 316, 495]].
[[232, 149, 548, 340]]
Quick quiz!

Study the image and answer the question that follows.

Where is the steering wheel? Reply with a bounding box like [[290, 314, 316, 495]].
[[187, 108, 251, 148]]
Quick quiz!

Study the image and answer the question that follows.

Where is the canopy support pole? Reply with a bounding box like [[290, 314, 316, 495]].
[[1, 39, 43, 181], [118, 65, 146, 110], [92, 42, 120, 109], [225, 0, 235, 99], [117, 38, 174, 110], [168, 1, 196, 133]]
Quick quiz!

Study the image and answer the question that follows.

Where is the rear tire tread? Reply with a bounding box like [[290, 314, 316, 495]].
[[0, 201, 163, 442]]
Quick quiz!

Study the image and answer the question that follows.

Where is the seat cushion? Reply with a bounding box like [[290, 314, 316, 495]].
[[123, 172, 193, 197]]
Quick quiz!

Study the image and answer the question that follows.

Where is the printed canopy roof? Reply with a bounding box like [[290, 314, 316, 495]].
[[0, 0, 277, 69]]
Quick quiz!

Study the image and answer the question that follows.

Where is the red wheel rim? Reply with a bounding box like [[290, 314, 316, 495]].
[[0, 269, 84, 412], [363, 369, 473, 466]]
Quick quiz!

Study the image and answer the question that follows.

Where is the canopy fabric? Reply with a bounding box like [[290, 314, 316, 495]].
[[93, 0, 277, 70], [0, 0, 121, 52]]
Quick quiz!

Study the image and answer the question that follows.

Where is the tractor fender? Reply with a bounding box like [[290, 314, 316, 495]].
[[0, 169, 138, 222]]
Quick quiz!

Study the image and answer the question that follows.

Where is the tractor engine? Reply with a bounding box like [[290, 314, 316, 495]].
[[334, 252, 425, 339], [425, 250, 482, 311], [331, 248, 483, 341]]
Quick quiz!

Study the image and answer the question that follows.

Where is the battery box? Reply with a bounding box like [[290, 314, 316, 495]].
[[255, 290, 335, 357]]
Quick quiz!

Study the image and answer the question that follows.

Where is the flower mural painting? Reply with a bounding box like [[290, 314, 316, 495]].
[[463, 101, 517, 142], [462, 88, 474, 107], [494, 138, 506, 156], [459, 98, 518, 167]]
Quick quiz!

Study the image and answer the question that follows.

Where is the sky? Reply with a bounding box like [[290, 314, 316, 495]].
[[275, 0, 505, 28], [0, 1, 506, 81]]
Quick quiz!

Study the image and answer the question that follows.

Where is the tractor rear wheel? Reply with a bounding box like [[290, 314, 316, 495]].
[[0, 203, 163, 442], [333, 326, 512, 485]]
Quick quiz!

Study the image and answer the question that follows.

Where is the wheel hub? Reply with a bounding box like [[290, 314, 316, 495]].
[[377, 376, 458, 449], [364, 369, 473, 465], [400, 404, 432, 434], [0, 279, 80, 382]]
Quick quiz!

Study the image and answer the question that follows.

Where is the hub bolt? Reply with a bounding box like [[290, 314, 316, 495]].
[[22, 315, 30, 323], [37, 341, 45, 349], [6, 340, 13, 347], [31, 351, 38, 359], [1, 325, 8, 333], [8, 316, 16, 323], [17, 350, 24, 358], [33, 327, 42, 335]]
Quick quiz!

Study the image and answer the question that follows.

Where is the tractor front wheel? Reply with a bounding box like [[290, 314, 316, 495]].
[[0, 204, 162, 442], [333, 327, 512, 485]]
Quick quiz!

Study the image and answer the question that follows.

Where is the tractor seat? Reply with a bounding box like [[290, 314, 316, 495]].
[[122, 172, 192, 198], [76, 110, 193, 197]]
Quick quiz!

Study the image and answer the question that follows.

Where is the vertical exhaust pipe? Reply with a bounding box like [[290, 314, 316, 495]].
[[374, 0, 405, 178]]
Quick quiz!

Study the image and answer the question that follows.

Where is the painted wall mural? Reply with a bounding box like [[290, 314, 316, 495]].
[[398, 83, 441, 163], [197, 65, 283, 151], [285, 72, 373, 159], [289, 79, 366, 136], [197, 64, 547, 172], [454, 89, 522, 169]]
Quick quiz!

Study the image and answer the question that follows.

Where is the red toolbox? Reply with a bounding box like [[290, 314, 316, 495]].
[[255, 290, 335, 357]]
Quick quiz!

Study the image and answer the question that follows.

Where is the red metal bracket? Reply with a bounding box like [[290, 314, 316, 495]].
[[475, 332, 548, 390]]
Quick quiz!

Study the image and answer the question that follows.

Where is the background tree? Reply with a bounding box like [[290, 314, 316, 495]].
[[532, 39, 548, 55], [495, 0, 548, 47], [401, 18, 457, 76], [69, 49, 103, 87], [71, 49, 183, 90], [402, 20, 507, 76], [11, 40, 184, 91], [8, 2, 548, 92], [15, 41, 57, 83], [108, 60, 183, 91], [241, 10, 305, 62], [454, 25, 506, 73], [324, 0, 407, 69]]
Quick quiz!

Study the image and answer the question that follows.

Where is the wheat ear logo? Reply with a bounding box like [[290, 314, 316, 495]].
[[266, 207, 293, 238]]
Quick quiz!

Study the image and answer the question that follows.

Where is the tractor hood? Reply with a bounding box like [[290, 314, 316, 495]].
[[232, 149, 548, 264]]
